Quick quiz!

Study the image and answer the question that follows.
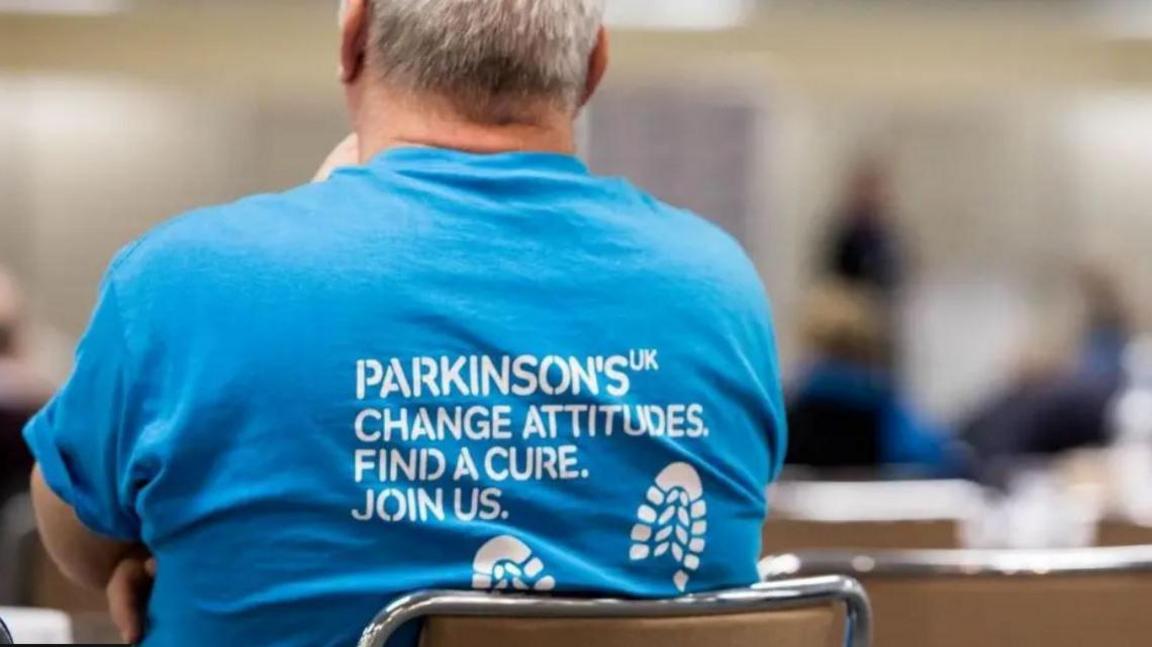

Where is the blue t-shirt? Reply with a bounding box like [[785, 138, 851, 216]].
[[791, 360, 958, 475], [25, 147, 786, 647]]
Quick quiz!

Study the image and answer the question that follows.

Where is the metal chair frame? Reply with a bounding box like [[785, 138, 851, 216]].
[[358, 575, 872, 647]]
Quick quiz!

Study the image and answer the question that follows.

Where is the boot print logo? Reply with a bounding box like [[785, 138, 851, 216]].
[[628, 462, 707, 592], [472, 536, 556, 592]]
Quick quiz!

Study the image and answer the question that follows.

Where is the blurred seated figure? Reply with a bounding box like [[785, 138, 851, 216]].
[[1075, 263, 1131, 381], [962, 264, 1132, 487], [786, 282, 960, 476], [966, 369, 1117, 466], [762, 546, 1152, 647], [0, 269, 51, 505], [961, 341, 1074, 473], [1105, 337, 1152, 526]]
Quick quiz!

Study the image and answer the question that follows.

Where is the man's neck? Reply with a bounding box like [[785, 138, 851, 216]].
[[352, 87, 578, 163]]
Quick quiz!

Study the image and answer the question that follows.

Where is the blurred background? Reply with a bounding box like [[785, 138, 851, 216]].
[[4, 0, 1152, 607]]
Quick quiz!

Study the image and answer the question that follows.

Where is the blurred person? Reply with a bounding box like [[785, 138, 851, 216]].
[[1108, 337, 1152, 523], [960, 338, 1070, 481], [824, 160, 905, 301], [965, 375, 1118, 489], [1075, 263, 1132, 381], [24, 1, 787, 646], [962, 265, 1133, 486], [961, 330, 1130, 548], [785, 282, 960, 476], [823, 159, 908, 374], [0, 268, 51, 505]]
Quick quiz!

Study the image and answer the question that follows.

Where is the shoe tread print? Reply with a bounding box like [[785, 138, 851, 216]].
[[472, 535, 556, 592], [629, 462, 707, 592]]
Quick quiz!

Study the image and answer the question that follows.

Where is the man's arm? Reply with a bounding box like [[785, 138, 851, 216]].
[[30, 465, 137, 590], [26, 136, 353, 597]]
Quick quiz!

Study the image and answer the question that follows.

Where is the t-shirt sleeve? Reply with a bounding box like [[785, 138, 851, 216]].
[[737, 266, 789, 482], [23, 267, 142, 541], [760, 307, 789, 481]]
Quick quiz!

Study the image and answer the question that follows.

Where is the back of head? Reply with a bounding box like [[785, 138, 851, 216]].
[[801, 281, 885, 367], [364, 0, 606, 124]]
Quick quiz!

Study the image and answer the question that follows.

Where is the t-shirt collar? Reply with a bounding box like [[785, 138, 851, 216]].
[[368, 145, 590, 176]]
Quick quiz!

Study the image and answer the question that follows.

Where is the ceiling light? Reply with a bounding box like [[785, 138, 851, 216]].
[[0, 0, 128, 16], [606, 0, 754, 31]]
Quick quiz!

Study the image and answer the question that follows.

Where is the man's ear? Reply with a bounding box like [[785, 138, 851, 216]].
[[339, 0, 370, 84], [581, 27, 609, 107]]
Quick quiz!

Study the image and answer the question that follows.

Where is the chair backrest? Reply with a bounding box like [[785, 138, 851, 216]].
[[762, 480, 975, 555], [1096, 520, 1152, 547], [762, 519, 960, 555], [761, 546, 1152, 647], [420, 608, 840, 647], [359, 576, 872, 647]]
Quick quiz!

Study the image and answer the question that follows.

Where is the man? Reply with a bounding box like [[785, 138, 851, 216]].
[[785, 282, 960, 476], [26, 1, 787, 645], [823, 160, 906, 375], [825, 161, 904, 301]]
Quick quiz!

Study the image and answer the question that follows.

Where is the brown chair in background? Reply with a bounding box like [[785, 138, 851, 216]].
[[1096, 520, 1152, 547], [762, 479, 973, 555], [762, 519, 960, 555], [762, 546, 1152, 647], [358, 576, 872, 647]]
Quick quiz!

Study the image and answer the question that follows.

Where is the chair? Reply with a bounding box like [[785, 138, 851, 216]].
[[761, 546, 1152, 647], [762, 480, 975, 554], [358, 576, 872, 647], [1096, 519, 1152, 547], [762, 519, 960, 555]]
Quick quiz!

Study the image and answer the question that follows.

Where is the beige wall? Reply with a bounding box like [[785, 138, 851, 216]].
[[0, 76, 346, 378], [2, 3, 1152, 416]]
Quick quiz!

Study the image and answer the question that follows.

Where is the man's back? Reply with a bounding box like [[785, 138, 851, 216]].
[[26, 148, 785, 646]]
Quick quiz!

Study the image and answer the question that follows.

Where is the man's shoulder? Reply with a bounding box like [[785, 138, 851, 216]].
[[624, 185, 743, 250], [108, 182, 331, 281], [627, 188, 763, 293]]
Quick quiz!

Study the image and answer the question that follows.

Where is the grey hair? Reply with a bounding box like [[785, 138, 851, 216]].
[[361, 0, 605, 123]]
